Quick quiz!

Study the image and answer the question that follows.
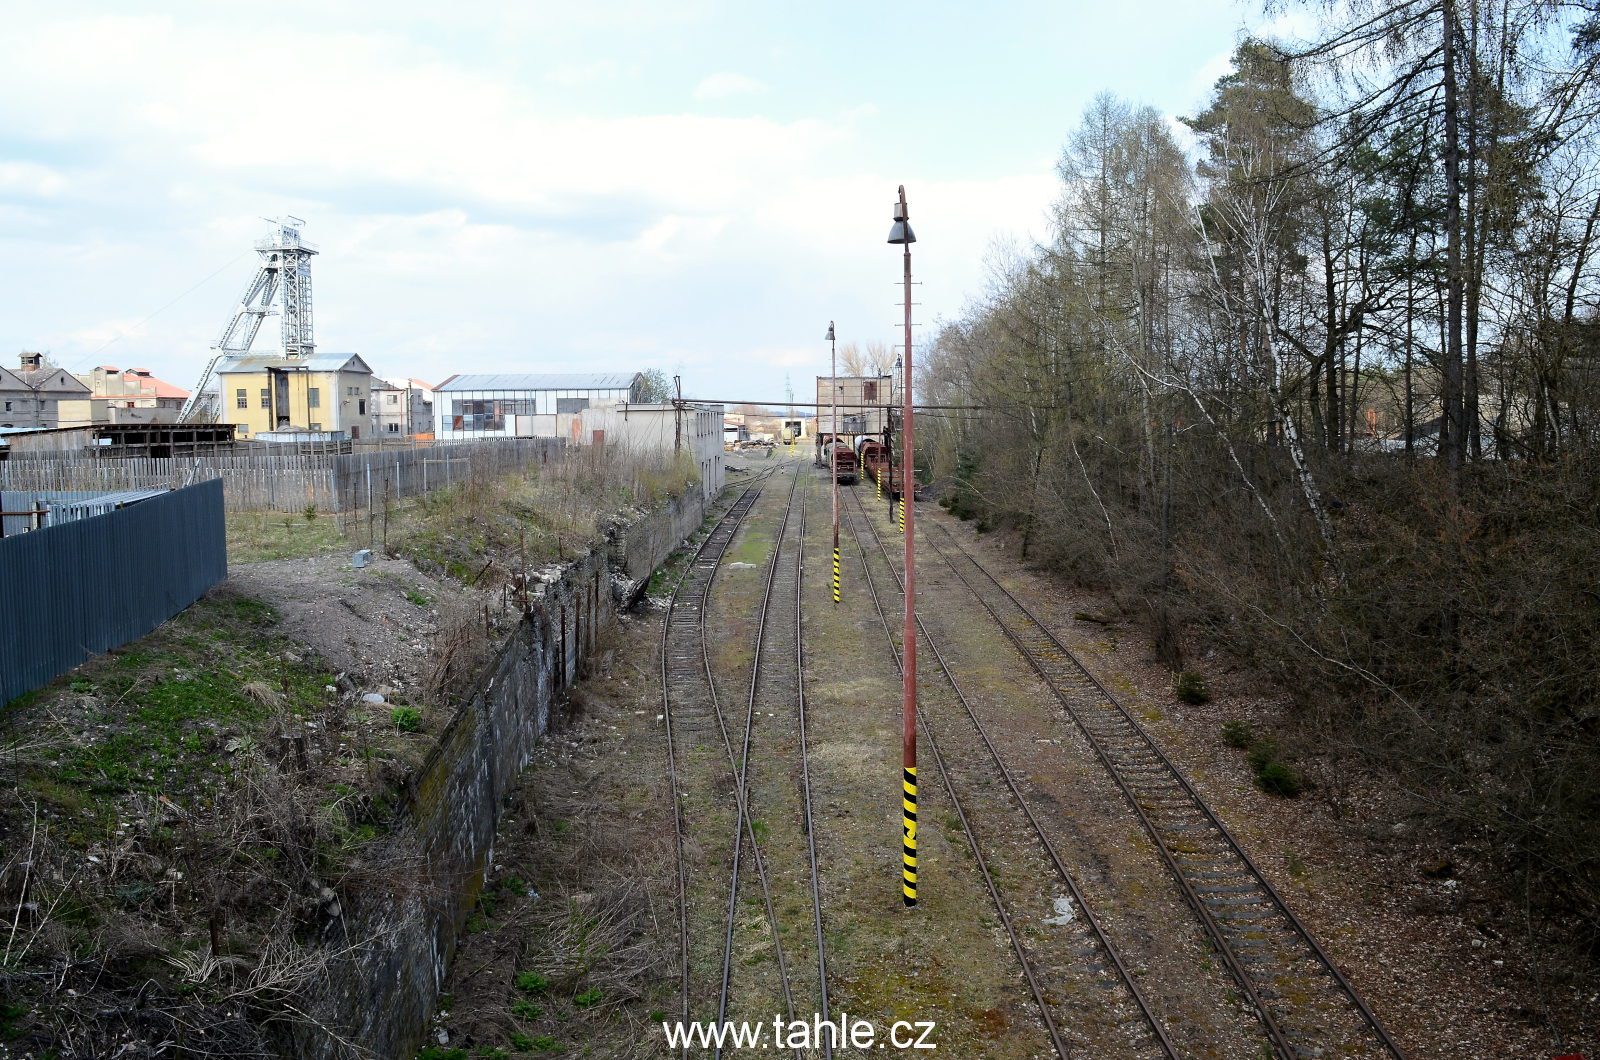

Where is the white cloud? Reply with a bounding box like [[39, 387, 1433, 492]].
[[692, 72, 768, 101], [0, 10, 1061, 397]]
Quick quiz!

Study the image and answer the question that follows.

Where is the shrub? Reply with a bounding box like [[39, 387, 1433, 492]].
[[1174, 671, 1210, 705], [510, 999, 542, 1020], [508, 1031, 535, 1051], [574, 987, 603, 1008], [391, 706, 423, 733], [1221, 719, 1254, 749], [303, 503, 318, 522], [1254, 759, 1304, 798]]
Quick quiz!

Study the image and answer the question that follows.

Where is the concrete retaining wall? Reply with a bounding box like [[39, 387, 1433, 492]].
[[285, 486, 707, 1059]]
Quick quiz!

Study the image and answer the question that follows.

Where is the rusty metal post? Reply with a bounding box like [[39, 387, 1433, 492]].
[[829, 321, 840, 603], [893, 185, 918, 907]]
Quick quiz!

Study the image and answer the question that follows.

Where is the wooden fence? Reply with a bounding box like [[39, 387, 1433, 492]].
[[0, 438, 564, 514]]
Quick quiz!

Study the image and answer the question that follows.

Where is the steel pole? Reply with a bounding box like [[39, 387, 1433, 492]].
[[831, 325, 839, 560], [899, 185, 918, 907]]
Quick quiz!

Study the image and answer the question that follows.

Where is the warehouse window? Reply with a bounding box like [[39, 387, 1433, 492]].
[[260, 388, 270, 409], [308, 387, 320, 408], [863, 381, 878, 402], [556, 397, 589, 414], [235, 388, 247, 409], [358, 399, 366, 415]]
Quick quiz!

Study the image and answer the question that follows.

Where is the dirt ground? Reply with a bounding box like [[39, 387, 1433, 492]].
[[437, 463, 1596, 1059]]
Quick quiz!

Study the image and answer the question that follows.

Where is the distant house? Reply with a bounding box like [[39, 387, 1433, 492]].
[[66, 366, 190, 427], [433, 372, 644, 441], [0, 353, 93, 429], [370, 379, 408, 438], [577, 402, 726, 502], [215, 352, 375, 440]]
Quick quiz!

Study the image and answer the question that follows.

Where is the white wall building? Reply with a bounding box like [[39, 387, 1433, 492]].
[[577, 402, 725, 502], [433, 372, 643, 441]]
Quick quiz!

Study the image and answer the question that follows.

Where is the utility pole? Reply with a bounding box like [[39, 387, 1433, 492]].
[[673, 374, 683, 453], [827, 322, 841, 605], [888, 186, 917, 907]]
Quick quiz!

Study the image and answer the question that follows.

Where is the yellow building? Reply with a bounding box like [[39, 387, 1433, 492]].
[[215, 352, 374, 440]]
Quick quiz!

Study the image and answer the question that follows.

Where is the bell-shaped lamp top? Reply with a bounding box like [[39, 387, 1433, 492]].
[[887, 219, 916, 245], [825, 322, 835, 341]]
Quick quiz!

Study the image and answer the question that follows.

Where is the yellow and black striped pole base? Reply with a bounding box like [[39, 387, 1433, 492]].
[[902, 766, 918, 906], [897, 498, 906, 535], [876, 470, 882, 499], [831, 547, 842, 604]]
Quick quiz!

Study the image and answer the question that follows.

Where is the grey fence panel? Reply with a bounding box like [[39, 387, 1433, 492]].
[[0, 479, 227, 705], [0, 438, 565, 514]]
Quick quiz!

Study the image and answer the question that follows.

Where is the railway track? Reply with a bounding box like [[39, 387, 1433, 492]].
[[662, 462, 834, 1058], [661, 471, 797, 1057], [919, 517, 1407, 1060], [715, 467, 834, 1058], [841, 485, 1176, 1059]]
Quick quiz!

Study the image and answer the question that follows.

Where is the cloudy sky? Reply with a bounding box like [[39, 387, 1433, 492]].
[[0, 1, 1295, 403]]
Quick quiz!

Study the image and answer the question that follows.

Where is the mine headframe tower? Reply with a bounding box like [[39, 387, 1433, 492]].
[[180, 217, 318, 421]]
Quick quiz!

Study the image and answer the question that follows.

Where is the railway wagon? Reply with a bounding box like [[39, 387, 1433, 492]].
[[854, 437, 897, 493], [822, 441, 858, 485]]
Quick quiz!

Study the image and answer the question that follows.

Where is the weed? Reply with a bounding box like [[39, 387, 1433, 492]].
[[1220, 721, 1304, 797], [1286, 851, 1309, 878], [508, 1031, 535, 1051], [530, 1037, 557, 1052], [1221, 719, 1255, 749], [514, 971, 550, 995], [1174, 671, 1211, 704], [750, 818, 770, 843], [391, 706, 423, 733], [550, 819, 571, 835], [406, 589, 432, 608], [574, 987, 603, 1008], [68, 678, 95, 694], [511, 999, 542, 1020], [416, 1049, 468, 1060], [1255, 759, 1304, 798], [304, 503, 318, 522]]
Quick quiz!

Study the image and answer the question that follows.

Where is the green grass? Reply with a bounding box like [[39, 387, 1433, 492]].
[[6, 589, 337, 844], [574, 987, 603, 1008], [405, 589, 432, 608], [391, 706, 423, 733], [226, 510, 346, 564]]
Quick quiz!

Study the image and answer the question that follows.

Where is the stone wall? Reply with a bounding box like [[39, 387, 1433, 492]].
[[285, 486, 706, 1059]]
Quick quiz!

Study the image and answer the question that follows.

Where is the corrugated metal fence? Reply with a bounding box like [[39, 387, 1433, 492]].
[[1, 489, 170, 537], [0, 479, 227, 705], [0, 438, 563, 513]]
